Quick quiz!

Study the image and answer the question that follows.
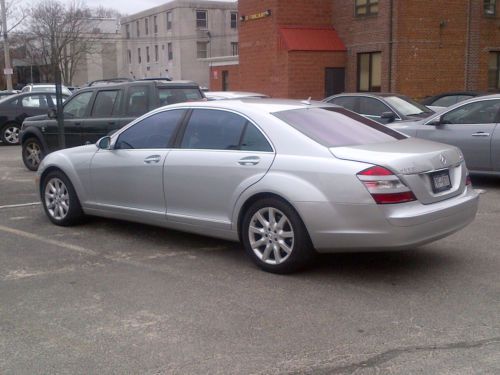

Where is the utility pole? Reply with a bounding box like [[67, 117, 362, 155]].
[[0, 0, 13, 90]]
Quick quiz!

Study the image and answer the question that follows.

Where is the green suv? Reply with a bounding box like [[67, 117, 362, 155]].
[[20, 80, 205, 170]]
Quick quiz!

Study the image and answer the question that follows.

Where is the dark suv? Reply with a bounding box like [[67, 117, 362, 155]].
[[20, 80, 205, 170]]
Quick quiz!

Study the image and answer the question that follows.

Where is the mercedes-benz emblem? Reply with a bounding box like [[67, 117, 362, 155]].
[[440, 154, 447, 165]]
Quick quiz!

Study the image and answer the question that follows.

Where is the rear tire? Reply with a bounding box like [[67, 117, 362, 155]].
[[41, 170, 84, 226], [22, 137, 45, 171], [1, 123, 20, 145], [241, 197, 315, 274]]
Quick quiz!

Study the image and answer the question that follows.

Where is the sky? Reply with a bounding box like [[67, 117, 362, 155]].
[[83, 0, 237, 16]]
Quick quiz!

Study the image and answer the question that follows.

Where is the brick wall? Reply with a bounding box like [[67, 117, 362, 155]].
[[209, 65, 241, 91]]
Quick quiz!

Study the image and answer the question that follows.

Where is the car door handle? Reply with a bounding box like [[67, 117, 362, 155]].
[[144, 155, 161, 164], [108, 121, 116, 125], [471, 132, 490, 137], [238, 156, 260, 166], [75, 122, 81, 126]]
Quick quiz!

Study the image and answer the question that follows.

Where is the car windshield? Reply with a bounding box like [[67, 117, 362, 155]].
[[273, 107, 406, 147], [384, 96, 433, 116]]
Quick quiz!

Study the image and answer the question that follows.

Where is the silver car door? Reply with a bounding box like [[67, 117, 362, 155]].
[[89, 109, 186, 221], [164, 108, 275, 230], [416, 99, 500, 171]]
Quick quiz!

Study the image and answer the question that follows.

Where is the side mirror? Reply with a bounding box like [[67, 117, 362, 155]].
[[381, 111, 396, 123], [47, 108, 57, 119], [428, 116, 445, 126], [97, 136, 112, 150]]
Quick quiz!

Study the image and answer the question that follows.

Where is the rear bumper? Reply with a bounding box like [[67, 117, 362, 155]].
[[295, 186, 479, 252]]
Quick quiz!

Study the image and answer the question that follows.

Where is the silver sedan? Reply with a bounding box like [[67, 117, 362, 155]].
[[388, 94, 500, 174], [37, 99, 479, 273]]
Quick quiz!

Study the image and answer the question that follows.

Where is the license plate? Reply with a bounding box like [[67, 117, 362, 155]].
[[430, 170, 452, 193]]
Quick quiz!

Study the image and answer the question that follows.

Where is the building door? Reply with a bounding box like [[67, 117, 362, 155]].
[[222, 70, 229, 91], [325, 68, 345, 98]]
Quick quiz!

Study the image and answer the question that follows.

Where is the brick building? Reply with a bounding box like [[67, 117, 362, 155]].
[[210, 0, 500, 100]]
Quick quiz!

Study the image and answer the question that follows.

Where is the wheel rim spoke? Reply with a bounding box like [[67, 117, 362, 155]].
[[44, 177, 70, 221]]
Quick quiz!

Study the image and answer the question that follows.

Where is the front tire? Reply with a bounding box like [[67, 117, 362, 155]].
[[241, 198, 315, 274], [22, 137, 45, 171], [41, 170, 84, 226], [1, 123, 21, 145]]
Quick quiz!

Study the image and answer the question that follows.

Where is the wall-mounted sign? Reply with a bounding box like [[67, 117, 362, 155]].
[[240, 9, 272, 22], [3, 68, 13, 75]]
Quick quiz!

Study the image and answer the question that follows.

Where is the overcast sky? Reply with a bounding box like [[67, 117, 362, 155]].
[[83, 0, 237, 16]]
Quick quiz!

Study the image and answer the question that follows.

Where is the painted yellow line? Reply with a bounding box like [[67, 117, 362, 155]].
[[0, 225, 98, 256]]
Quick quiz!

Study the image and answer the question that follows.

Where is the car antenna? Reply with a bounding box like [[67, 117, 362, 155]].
[[301, 97, 312, 105]]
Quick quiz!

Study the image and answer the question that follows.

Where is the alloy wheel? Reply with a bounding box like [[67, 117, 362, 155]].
[[3, 125, 20, 144], [44, 177, 70, 220], [248, 207, 294, 265], [24, 141, 42, 169]]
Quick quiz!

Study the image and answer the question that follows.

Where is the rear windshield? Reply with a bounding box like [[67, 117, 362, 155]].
[[273, 107, 406, 147], [158, 87, 203, 106]]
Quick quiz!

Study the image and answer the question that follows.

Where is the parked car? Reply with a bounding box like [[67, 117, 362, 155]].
[[323, 93, 434, 124], [388, 94, 500, 174], [37, 99, 478, 273], [204, 91, 269, 100], [0, 90, 18, 99], [21, 83, 72, 96], [421, 91, 487, 111], [0, 92, 69, 145], [20, 80, 205, 170]]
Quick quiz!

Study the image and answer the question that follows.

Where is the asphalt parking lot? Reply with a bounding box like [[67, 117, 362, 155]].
[[1, 145, 500, 374]]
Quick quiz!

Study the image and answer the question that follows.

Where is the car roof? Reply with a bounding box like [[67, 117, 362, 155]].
[[78, 80, 201, 91], [326, 92, 407, 100], [162, 98, 336, 113]]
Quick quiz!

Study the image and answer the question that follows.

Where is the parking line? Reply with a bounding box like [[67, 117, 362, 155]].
[[0, 225, 98, 256], [0, 202, 40, 209]]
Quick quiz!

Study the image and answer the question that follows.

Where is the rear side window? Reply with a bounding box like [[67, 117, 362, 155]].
[[432, 95, 459, 107], [327, 96, 357, 111], [274, 107, 406, 147], [240, 124, 273, 152], [22, 94, 49, 109], [91, 90, 121, 117], [158, 88, 203, 106], [115, 109, 185, 149], [127, 86, 149, 116]]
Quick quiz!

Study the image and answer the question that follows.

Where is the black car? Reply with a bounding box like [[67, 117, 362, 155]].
[[20, 80, 205, 170], [323, 93, 434, 124], [420, 91, 487, 108], [0, 92, 68, 145]]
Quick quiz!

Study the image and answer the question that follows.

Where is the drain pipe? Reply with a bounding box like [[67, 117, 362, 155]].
[[388, 0, 394, 92]]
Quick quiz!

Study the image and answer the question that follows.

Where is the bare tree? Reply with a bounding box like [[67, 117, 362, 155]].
[[26, 0, 99, 85]]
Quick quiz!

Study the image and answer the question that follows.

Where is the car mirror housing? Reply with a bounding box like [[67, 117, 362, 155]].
[[427, 116, 443, 126], [97, 136, 112, 150], [47, 108, 57, 119], [381, 111, 396, 123]]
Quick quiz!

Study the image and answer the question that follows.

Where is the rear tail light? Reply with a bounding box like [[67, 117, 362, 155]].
[[357, 166, 416, 204], [465, 173, 472, 186]]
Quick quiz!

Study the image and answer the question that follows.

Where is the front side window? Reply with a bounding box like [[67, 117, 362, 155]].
[[230, 12, 238, 28], [63, 92, 93, 118], [484, 0, 496, 16], [158, 88, 203, 106], [126, 86, 149, 116], [432, 95, 461, 107], [196, 10, 207, 28], [197, 41, 208, 58], [91, 90, 121, 117], [274, 107, 406, 148], [327, 96, 358, 111], [488, 52, 500, 90], [181, 109, 246, 150], [116, 109, 185, 149], [357, 52, 381, 92], [22, 94, 49, 109], [441, 99, 500, 124], [355, 0, 379, 16], [358, 97, 391, 116]]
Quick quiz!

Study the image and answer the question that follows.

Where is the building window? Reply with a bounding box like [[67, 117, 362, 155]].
[[489, 52, 500, 90], [484, 0, 497, 16], [127, 49, 131, 64], [145, 18, 149, 35], [136, 20, 140, 37], [154, 16, 158, 33], [166, 11, 172, 30], [357, 52, 381, 92], [168, 43, 173, 60], [230, 12, 238, 28], [154, 45, 159, 62], [197, 41, 208, 58], [196, 10, 208, 29], [138, 48, 141, 63], [125, 24, 130, 39], [355, 0, 379, 16], [231, 42, 239, 56], [146, 46, 150, 63]]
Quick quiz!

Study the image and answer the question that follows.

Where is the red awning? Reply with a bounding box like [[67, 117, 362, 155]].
[[279, 26, 346, 52]]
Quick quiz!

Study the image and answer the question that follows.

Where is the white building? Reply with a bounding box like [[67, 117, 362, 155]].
[[119, 0, 238, 87]]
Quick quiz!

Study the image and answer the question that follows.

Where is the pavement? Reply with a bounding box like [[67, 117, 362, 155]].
[[1, 145, 500, 374]]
